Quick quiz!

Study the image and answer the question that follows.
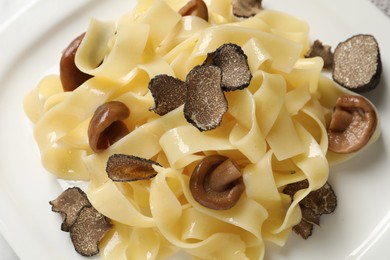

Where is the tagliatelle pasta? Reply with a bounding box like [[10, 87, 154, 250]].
[[23, 0, 381, 259]]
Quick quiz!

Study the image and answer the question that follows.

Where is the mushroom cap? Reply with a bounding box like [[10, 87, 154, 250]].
[[328, 95, 377, 154], [189, 155, 245, 210], [59, 33, 92, 91], [88, 101, 130, 153]]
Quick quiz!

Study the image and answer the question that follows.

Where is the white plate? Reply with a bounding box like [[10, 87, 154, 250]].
[[0, 0, 389, 259]]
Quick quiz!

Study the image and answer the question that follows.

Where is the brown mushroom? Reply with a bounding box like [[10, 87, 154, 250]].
[[88, 101, 130, 153], [179, 0, 209, 22], [189, 155, 245, 210], [328, 95, 377, 154], [60, 33, 93, 92]]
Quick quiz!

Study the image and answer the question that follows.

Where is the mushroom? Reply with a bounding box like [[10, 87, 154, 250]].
[[328, 95, 377, 153], [189, 155, 245, 210], [178, 0, 209, 22], [60, 32, 93, 91], [88, 101, 130, 153]]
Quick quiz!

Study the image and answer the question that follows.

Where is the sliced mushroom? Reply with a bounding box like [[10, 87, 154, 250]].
[[88, 101, 130, 153], [328, 95, 377, 153], [179, 0, 208, 22], [189, 155, 245, 210], [60, 33, 93, 91]]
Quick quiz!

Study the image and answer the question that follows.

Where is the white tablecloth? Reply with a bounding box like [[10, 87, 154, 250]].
[[0, 0, 389, 259]]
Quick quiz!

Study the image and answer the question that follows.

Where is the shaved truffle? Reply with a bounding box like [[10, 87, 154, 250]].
[[332, 34, 382, 92], [106, 154, 160, 182], [301, 182, 337, 215], [231, 0, 262, 18], [149, 74, 187, 115], [305, 40, 334, 69], [70, 206, 113, 257], [184, 65, 228, 131], [50, 188, 113, 256], [283, 180, 337, 239], [300, 206, 321, 226], [293, 220, 313, 240], [204, 43, 252, 91], [49, 187, 91, 232]]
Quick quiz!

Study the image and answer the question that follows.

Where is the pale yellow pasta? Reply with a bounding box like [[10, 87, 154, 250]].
[[23, 0, 380, 259]]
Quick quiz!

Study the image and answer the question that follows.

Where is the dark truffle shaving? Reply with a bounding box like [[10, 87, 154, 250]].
[[283, 180, 337, 239], [50, 188, 112, 256], [231, 0, 262, 18], [204, 43, 252, 91], [332, 34, 382, 92], [148, 74, 187, 115], [70, 207, 113, 257], [49, 187, 91, 232], [305, 40, 334, 70], [184, 65, 228, 131], [106, 154, 161, 182]]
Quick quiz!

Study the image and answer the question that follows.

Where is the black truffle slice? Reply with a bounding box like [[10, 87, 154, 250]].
[[70, 206, 113, 257], [184, 65, 228, 131], [300, 206, 321, 226], [204, 43, 252, 91], [149, 74, 187, 115], [283, 179, 309, 197], [293, 219, 313, 240], [49, 187, 92, 232], [332, 34, 382, 92], [305, 40, 334, 69], [231, 0, 262, 18], [283, 180, 337, 239], [300, 182, 337, 215], [106, 154, 160, 182]]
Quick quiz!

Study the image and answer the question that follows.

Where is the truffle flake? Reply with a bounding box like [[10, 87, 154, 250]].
[[332, 34, 382, 92], [293, 219, 313, 240], [184, 65, 228, 131], [70, 206, 113, 257], [149, 74, 187, 115], [283, 180, 337, 239], [305, 40, 334, 69], [231, 0, 263, 18], [204, 43, 252, 91], [106, 154, 161, 182], [49, 187, 92, 232]]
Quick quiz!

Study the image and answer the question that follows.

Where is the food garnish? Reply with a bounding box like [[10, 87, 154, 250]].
[[49, 187, 91, 232], [204, 43, 252, 91], [148, 74, 186, 115], [284, 180, 337, 239], [184, 65, 228, 131], [106, 154, 160, 182], [231, 0, 263, 18], [70, 206, 113, 257], [50, 188, 112, 256], [332, 34, 382, 92], [305, 40, 334, 69]]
